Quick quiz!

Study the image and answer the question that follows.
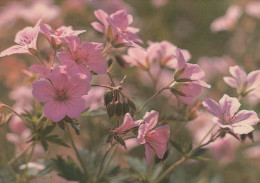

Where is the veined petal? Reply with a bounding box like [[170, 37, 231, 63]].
[[43, 101, 66, 122], [32, 81, 55, 102], [223, 76, 238, 88], [202, 98, 222, 118]]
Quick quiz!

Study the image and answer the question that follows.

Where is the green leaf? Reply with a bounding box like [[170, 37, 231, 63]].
[[46, 135, 70, 147], [191, 148, 208, 158], [114, 135, 126, 149], [42, 124, 56, 136], [51, 155, 85, 182], [174, 68, 185, 80], [170, 88, 186, 97], [41, 139, 49, 152]]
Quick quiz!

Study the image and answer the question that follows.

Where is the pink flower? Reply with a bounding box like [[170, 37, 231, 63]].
[[40, 23, 86, 48], [147, 41, 191, 68], [245, 1, 260, 19], [57, 36, 107, 79], [32, 66, 90, 122], [202, 94, 260, 134], [0, 19, 41, 57], [210, 5, 242, 32], [91, 9, 142, 46], [224, 65, 260, 96], [111, 113, 141, 134], [177, 83, 203, 105], [174, 49, 210, 88], [83, 87, 106, 111], [137, 110, 170, 165]]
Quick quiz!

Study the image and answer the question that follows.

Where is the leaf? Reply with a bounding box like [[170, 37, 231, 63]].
[[46, 135, 70, 147], [191, 148, 208, 158], [114, 135, 126, 149], [86, 109, 107, 117], [51, 156, 85, 182], [58, 121, 65, 130], [41, 139, 49, 152], [170, 88, 186, 97], [42, 124, 56, 136], [174, 68, 185, 80]]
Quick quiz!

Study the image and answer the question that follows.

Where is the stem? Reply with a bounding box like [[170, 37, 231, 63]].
[[36, 54, 48, 67], [197, 124, 217, 147], [107, 72, 116, 86], [91, 84, 114, 90], [135, 80, 175, 117], [8, 143, 32, 165], [102, 43, 113, 56], [1, 104, 27, 124], [65, 123, 90, 181], [153, 157, 186, 183]]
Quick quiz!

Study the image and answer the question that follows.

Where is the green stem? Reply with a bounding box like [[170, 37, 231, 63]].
[[2, 104, 27, 124], [135, 80, 175, 117], [8, 143, 32, 165], [91, 84, 114, 90], [36, 54, 48, 67], [102, 43, 113, 56], [197, 124, 217, 147], [65, 123, 90, 181]]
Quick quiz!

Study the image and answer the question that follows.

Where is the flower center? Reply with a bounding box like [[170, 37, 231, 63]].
[[55, 89, 68, 101]]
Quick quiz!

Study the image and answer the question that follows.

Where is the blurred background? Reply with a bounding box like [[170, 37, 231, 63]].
[[0, 0, 260, 182]]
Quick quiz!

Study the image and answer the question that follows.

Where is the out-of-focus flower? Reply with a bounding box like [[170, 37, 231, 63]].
[[40, 24, 86, 49], [137, 110, 170, 165], [203, 94, 260, 135], [210, 5, 242, 32], [89, 0, 133, 14], [224, 65, 260, 97], [0, 19, 41, 57], [151, 0, 168, 8], [57, 36, 107, 79], [32, 66, 90, 122], [83, 87, 106, 111], [198, 56, 235, 81], [29, 65, 52, 79], [122, 46, 156, 70], [19, 0, 60, 24], [245, 1, 260, 19], [19, 162, 45, 171], [91, 9, 142, 46], [147, 41, 191, 68], [111, 113, 141, 134]]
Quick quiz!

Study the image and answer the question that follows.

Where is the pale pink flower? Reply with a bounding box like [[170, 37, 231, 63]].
[[147, 41, 191, 68], [122, 46, 156, 69], [177, 83, 203, 105], [112, 113, 141, 134], [90, 0, 133, 14], [210, 5, 242, 32], [198, 56, 235, 81], [202, 94, 260, 135], [245, 1, 260, 19], [224, 65, 260, 96], [137, 110, 170, 165], [32, 66, 90, 122], [0, 19, 41, 57], [91, 9, 142, 46], [40, 23, 86, 48], [82, 87, 106, 111], [57, 36, 107, 79]]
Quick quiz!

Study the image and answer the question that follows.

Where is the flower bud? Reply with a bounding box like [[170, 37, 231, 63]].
[[127, 99, 136, 111], [115, 102, 123, 116], [122, 102, 129, 114], [104, 90, 113, 106], [107, 102, 115, 118]]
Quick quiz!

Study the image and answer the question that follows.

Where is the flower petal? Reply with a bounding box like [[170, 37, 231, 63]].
[[32, 81, 55, 102], [43, 101, 66, 122]]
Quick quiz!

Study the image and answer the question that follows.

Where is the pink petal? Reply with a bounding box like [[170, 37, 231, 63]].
[[111, 10, 129, 30], [29, 65, 51, 78], [113, 113, 141, 134], [40, 23, 53, 41], [67, 74, 90, 97], [219, 94, 240, 118], [247, 70, 260, 91], [202, 98, 222, 118], [47, 68, 69, 90], [0, 45, 28, 57], [223, 76, 238, 88], [60, 36, 80, 53], [147, 125, 170, 159], [94, 9, 109, 29], [232, 110, 260, 126], [143, 110, 159, 130], [229, 66, 247, 87], [137, 124, 149, 144], [57, 51, 74, 65], [32, 81, 55, 102], [43, 101, 66, 122], [144, 143, 153, 165], [232, 124, 254, 135], [64, 97, 86, 118], [91, 22, 104, 33]]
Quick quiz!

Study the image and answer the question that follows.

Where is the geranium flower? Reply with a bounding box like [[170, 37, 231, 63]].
[[111, 113, 141, 134], [40, 23, 85, 48], [57, 36, 107, 79], [202, 94, 260, 135], [32, 66, 90, 122], [137, 110, 170, 165], [0, 19, 41, 57], [29, 65, 51, 79], [223, 65, 260, 96], [91, 9, 142, 46], [210, 5, 242, 32]]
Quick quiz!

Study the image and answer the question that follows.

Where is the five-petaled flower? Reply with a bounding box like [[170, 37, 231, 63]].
[[57, 36, 107, 79], [32, 66, 90, 122], [91, 9, 142, 46], [224, 65, 260, 96], [202, 94, 260, 135], [0, 19, 41, 57], [137, 110, 170, 165], [40, 23, 86, 49]]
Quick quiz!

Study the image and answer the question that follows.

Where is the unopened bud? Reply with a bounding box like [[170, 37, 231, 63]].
[[107, 102, 115, 118], [127, 99, 136, 111], [122, 102, 129, 114], [104, 90, 113, 106], [115, 102, 123, 116]]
